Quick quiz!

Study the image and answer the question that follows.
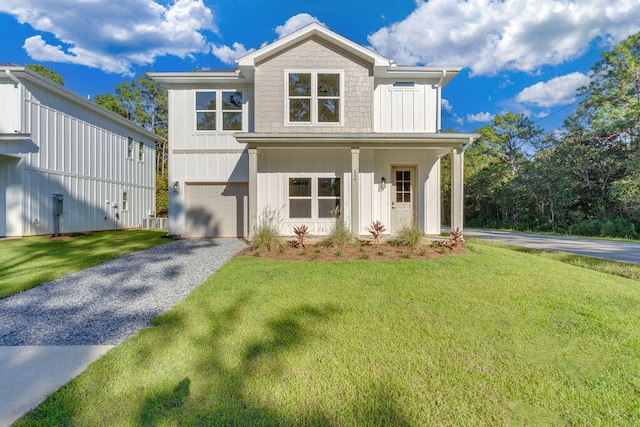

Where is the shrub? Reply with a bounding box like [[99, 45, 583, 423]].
[[251, 207, 285, 251], [569, 219, 602, 237], [392, 224, 424, 249], [601, 218, 638, 239], [435, 227, 465, 249], [321, 226, 358, 248], [321, 205, 358, 248], [365, 220, 386, 245], [293, 224, 310, 248]]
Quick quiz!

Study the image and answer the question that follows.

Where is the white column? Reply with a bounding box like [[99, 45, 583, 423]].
[[351, 147, 360, 235], [450, 147, 464, 231], [248, 147, 258, 239]]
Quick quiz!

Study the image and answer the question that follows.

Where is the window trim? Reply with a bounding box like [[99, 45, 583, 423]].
[[122, 191, 129, 211], [195, 89, 245, 133], [284, 70, 344, 126], [286, 174, 342, 220], [127, 137, 134, 159]]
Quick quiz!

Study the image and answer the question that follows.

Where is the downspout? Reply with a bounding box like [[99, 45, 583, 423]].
[[5, 69, 21, 85], [434, 70, 447, 133]]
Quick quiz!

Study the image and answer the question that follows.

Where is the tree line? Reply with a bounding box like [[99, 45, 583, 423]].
[[443, 32, 640, 239]]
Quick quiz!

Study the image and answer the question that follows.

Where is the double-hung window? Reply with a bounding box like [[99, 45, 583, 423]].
[[196, 90, 243, 131], [287, 71, 342, 124], [288, 176, 341, 219], [122, 191, 128, 210], [138, 141, 144, 162]]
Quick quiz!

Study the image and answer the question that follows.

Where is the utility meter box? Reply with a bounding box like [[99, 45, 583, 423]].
[[52, 193, 63, 215]]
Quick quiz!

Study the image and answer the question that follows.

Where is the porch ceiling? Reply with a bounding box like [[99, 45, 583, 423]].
[[235, 132, 479, 150]]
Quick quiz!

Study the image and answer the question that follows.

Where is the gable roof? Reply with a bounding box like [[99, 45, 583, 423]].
[[237, 23, 393, 73], [1, 66, 166, 143]]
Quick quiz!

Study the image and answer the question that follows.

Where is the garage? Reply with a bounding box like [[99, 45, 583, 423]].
[[185, 183, 248, 238]]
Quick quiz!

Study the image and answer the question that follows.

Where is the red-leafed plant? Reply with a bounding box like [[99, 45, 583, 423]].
[[435, 227, 465, 248], [365, 220, 387, 245], [293, 224, 309, 248]]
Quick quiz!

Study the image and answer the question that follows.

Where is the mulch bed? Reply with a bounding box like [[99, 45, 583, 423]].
[[238, 240, 468, 262]]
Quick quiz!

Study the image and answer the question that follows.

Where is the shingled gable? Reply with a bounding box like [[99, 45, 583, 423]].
[[236, 23, 392, 75]]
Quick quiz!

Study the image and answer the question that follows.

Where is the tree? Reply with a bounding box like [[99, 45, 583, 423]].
[[95, 73, 168, 178], [475, 112, 543, 227], [25, 64, 64, 86], [578, 32, 640, 152]]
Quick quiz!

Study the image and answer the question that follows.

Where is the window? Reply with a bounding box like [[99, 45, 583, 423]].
[[287, 71, 341, 124], [196, 90, 243, 131], [122, 191, 128, 210], [138, 141, 144, 162], [127, 137, 133, 159], [288, 176, 341, 219]]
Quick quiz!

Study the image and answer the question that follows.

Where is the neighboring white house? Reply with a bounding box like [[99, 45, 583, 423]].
[[0, 65, 164, 237], [150, 23, 477, 239]]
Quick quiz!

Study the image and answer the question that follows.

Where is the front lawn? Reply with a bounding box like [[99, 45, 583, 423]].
[[0, 230, 168, 299], [16, 243, 640, 425]]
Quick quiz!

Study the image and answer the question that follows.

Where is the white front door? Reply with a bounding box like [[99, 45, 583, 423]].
[[391, 167, 416, 232]]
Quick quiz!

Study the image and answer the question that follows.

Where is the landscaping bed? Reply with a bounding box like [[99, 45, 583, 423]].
[[240, 240, 468, 261]]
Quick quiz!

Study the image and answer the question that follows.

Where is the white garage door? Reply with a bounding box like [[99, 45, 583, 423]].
[[185, 183, 248, 238]]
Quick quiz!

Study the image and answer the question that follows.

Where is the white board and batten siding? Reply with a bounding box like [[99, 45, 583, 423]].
[[167, 87, 252, 237], [0, 70, 158, 237], [374, 80, 438, 133]]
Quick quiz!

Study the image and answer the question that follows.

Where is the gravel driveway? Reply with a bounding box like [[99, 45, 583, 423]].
[[0, 239, 246, 346]]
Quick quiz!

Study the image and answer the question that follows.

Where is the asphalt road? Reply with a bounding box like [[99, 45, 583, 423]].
[[464, 229, 640, 265]]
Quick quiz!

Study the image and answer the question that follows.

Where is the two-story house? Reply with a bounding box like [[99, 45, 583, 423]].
[[0, 65, 163, 237], [150, 23, 477, 239]]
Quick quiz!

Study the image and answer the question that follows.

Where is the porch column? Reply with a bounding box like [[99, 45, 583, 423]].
[[248, 147, 258, 239], [450, 147, 464, 231], [351, 147, 360, 235]]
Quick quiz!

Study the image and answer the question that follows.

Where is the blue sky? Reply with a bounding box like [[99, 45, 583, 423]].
[[1, 0, 639, 133]]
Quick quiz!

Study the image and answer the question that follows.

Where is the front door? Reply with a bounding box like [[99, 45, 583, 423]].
[[391, 166, 416, 232]]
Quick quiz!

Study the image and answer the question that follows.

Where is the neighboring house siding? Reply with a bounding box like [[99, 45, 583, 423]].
[[374, 79, 439, 132], [254, 37, 374, 133], [1, 77, 157, 236]]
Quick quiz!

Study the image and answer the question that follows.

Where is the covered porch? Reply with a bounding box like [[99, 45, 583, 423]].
[[235, 133, 477, 238]]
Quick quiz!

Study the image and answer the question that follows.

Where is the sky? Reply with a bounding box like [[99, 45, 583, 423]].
[[1, 0, 639, 133]]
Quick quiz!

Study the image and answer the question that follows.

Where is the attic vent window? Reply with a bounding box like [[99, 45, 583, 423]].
[[393, 82, 415, 87]]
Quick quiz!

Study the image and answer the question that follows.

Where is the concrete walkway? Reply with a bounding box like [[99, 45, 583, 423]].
[[465, 229, 640, 265], [0, 346, 113, 426], [0, 239, 245, 426]]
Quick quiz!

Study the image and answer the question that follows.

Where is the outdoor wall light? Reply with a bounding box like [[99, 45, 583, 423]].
[[380, 176, 386, 190], [173, 181, 180, 194]]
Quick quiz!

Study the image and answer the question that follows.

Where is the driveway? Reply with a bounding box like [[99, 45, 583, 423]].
[[465, 229, 640, 265], [0, 238, 246, 425]]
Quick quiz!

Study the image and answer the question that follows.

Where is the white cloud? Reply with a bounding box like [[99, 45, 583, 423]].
[[368, 0, 640, 75], [274, 13, 324, 39], [467, 112, 493, 123], [211, 42, 254, 65], [0, 0, 216, 74], [516, 72, 590, 107], [441, 98, 453, 112]]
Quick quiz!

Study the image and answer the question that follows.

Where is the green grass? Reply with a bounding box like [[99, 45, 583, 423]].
[[470, 238, 640, 281], [0, 230, 169, 299], [15, 242, 640, 425]]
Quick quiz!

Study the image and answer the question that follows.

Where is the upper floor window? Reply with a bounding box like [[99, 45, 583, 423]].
[[138, 141, 144, 162], [287, 71, 342, 125], [127, 137, 134, 159], [196, 90, 243, 131]]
